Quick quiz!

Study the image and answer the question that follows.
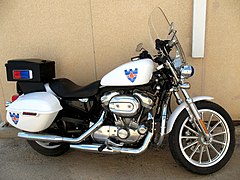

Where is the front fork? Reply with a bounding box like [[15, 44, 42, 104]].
[[155, 91, 171, 146], [174, 88, 210, 139], [155, 87, 209, 146]]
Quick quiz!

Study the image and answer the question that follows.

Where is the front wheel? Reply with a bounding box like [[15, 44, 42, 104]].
[[169, 101, 235, 174]]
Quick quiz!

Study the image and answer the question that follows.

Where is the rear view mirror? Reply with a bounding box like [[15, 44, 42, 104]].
[[136, 43, 144, 52]]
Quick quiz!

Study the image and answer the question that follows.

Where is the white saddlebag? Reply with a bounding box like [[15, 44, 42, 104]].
[[6, 92, 62, 132]]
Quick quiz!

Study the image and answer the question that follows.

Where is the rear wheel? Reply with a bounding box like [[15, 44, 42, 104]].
[[27, 140, 69, 156], [169, 101, 235, 174]]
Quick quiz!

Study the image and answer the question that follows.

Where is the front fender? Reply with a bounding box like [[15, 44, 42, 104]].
[[166, 96, 214, 134]]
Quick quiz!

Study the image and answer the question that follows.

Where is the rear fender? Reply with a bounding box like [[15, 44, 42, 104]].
[[166, 96, 214, 134]]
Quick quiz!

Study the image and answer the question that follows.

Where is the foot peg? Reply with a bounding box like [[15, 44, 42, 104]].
[[98, 144, 107, 152], [97, 139, 124, 152]]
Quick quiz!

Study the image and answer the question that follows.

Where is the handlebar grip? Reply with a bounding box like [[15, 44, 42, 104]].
[[155, 39, 165, 50]]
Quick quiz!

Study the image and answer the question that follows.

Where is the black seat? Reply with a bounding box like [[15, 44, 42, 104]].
[[49, 78, 100, 98]]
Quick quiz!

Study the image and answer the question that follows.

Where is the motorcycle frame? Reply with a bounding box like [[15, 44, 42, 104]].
[[13, 35, 214, 150], [51, 65, 214, 147]]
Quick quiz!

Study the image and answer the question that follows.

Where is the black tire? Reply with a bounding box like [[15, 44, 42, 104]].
[[27, 140, 70, 156], [169, 101, 235, 174]]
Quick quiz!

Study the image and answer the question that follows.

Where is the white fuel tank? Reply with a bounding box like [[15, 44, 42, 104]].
[[100, 58, 154, 86]]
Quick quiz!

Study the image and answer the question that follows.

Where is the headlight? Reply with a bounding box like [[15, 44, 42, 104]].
[[180, 65, 194, 79]]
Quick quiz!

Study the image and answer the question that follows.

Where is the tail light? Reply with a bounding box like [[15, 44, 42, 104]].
[[5, 94, 20, 107], [12, 94, 19, 102]]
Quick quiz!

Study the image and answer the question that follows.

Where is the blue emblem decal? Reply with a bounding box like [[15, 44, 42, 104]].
[[124, 68, 138, 83], [9, 112, 19, 125]]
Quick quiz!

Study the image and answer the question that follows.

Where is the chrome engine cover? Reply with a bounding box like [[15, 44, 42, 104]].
[[101, 91, 120, 107], [98, 91, 153, 144], [133, 92, 154, 109], [109, 95, 140, 117], [101, 91, 154, 117], [91, 125, 145, 144]]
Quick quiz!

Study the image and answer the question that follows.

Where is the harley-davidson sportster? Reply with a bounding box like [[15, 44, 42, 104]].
[[5, 8, 235, 174]]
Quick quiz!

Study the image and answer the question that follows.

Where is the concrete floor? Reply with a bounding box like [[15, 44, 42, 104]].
[[0, 138, 239, 180]]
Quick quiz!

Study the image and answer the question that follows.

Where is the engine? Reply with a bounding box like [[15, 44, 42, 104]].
[[92, 91, 154, 144]]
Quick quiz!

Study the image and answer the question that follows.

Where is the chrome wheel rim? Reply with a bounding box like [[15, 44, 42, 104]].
[[179, 109, 230, 167], [35, 141, 61, 149]]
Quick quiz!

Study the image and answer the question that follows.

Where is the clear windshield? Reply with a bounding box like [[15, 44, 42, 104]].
[[148, 7, 186, 68], [148, 7, 172, 41]]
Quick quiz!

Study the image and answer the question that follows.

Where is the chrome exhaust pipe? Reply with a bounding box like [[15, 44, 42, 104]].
[[18, 111, 106, 143], [70, 131, 153, 154], [70, 112, 154, 154]]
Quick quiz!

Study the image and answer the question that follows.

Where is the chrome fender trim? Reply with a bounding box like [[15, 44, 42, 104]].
[[166, 96, 214, 134]]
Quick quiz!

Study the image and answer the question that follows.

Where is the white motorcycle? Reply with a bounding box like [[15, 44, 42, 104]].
[[5, 8, 235, 174]]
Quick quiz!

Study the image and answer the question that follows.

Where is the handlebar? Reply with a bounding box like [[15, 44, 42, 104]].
[[155, 39, 173, 53], [131, 50, 152, 61]]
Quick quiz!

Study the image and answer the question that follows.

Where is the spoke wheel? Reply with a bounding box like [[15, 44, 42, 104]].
[[35, 141, 62, 149], [180, 110, 229, 167], [169, 101, 235, 174]]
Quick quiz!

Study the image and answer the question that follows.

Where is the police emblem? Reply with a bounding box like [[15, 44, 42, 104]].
[[124, 68, 138, 83], [10, 112, 20, 125]]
